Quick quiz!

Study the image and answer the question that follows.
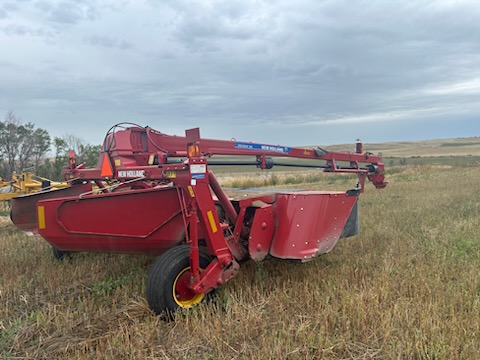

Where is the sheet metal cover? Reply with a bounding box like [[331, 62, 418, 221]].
[[269, 192, 357, 260]]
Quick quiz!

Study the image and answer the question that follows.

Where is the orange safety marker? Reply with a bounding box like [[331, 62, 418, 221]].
[[100, 154, 114, 177], [37, 205, 46, 230], [206, 210, 218, 233]]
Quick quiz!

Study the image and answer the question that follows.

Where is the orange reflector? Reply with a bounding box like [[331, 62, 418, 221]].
[[100, 154, 114, 177], [148, 154, 155, 165], [188, 144, 200, 158], [38, 206, 46, 230], [207, 210, 218, 234]]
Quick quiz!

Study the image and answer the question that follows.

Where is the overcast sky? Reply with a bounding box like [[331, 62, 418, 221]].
[[1, 0, 480, 147]]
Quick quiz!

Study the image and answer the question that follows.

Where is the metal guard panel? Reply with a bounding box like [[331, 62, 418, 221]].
[[37, 186, 187, 254], [56, 187, 182, 237], [10, 183, 92, 234], [340, 201, 359, 238], [269, 191, 357, 261]]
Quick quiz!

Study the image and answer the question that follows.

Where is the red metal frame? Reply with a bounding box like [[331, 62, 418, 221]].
[[63, 124, 386, 191], [37, 127, 386, 293], [14, 124, 387, 300], [12, 124, 385, 234]]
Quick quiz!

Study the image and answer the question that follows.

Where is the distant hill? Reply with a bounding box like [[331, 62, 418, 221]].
[[324, 137, 480, 157]]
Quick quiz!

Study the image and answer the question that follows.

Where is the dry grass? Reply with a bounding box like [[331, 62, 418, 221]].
[[218, 171, 352, 191], [1, 159, 480, 359], [327, 137, 480, 157]]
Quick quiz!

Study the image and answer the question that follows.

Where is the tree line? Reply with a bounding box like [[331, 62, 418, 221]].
[[0, 111, 101, 181]]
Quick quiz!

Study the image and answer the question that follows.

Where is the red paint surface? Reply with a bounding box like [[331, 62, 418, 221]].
[[248, 204, 275, 261], [37, 186, 189, 254], [10, 183, 92, 234], [270, 191, 357, 261]]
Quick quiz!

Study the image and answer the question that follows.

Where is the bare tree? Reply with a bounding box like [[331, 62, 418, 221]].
[[62, 134, 85, 157]]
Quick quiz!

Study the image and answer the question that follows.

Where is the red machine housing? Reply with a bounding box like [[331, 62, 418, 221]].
[[37, 187, 185, 254], [36, 187, 359, 261], [12, 124, 386, 315]]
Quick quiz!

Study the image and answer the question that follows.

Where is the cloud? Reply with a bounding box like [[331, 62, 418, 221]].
[[425, 78, 480, 95], [45, 1, 99, 24], [0, 0, 479, 145], [1, 23, 54, 39], [83, 34, 133, 50]]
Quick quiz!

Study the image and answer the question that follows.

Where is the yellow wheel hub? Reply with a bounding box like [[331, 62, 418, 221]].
[[172, 267, 205, 308]]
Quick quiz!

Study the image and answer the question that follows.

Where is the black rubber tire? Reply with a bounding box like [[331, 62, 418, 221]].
[[146, 245, 211, 317], [51, 246, 71, 260]]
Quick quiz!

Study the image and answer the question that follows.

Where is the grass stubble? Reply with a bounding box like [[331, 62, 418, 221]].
[[1, 160, 479, 359]]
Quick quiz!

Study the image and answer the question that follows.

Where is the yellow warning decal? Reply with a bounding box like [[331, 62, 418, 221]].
[[187, 186, 195, 198], [115, 159, 121, 166], [166, 171, 177, 178], [207, 210, 218, 233], [38, 206, 46, 230]]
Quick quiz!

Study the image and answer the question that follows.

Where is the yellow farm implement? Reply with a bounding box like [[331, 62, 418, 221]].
[[0, 172, 68, 202]]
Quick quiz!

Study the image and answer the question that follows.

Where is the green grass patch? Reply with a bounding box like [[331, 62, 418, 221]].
[[440, 142, 480, 147]]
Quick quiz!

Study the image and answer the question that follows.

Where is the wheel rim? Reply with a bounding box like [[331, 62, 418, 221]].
[[172, 266, 205, 308]]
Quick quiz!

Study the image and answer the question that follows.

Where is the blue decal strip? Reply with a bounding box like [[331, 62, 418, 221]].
[[234, 142, 291, 154]]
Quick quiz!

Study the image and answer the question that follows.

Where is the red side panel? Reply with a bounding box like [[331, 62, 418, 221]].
[[10, 183, 92, 234], [270, 191, 358, 261], [37, 187, 187, 254]]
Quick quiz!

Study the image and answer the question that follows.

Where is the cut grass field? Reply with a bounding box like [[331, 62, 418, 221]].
[[1, 139, 480, 359]]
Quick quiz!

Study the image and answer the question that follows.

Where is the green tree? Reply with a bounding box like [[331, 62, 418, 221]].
[[0, 111, 23, 177], [78, 143, 101, 167], [53, 137, 69, 180], [0, 112, 52, 178], [51, 135, 101, 178], [32, 128, 51, 173], [17, 122, 36, 172]]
